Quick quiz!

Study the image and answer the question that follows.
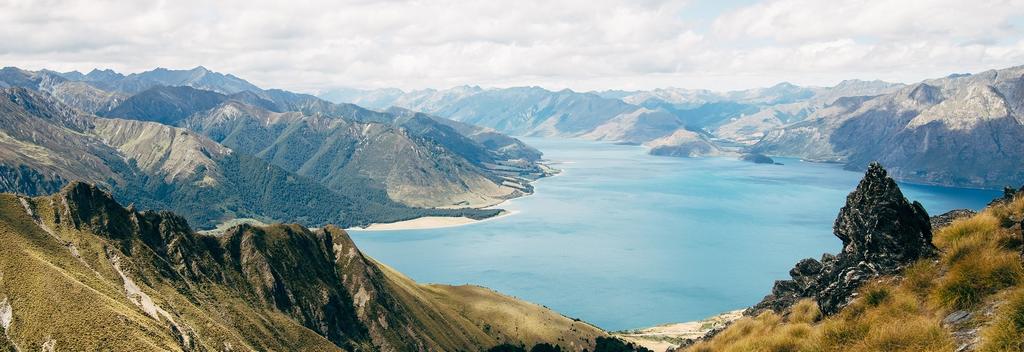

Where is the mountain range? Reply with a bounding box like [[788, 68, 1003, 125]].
[[0, 66, 549, 229], [324, 66, 1024, 189], [751, 66, 1024, 188]]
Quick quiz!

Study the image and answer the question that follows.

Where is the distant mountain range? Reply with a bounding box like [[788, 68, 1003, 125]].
[[323, 66, 1024, 189], [0, 66, 550, 228], [752, 66, 1024, 188], [320, 80, 903, 145]]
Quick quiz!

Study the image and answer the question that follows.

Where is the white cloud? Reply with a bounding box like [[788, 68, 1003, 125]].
[[712, 0, 1024, 43], [0, 0, 1022, 92]]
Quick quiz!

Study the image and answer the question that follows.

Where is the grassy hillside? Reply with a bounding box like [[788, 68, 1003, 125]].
[[682, 195, 1024, 352], [0, 183, 606, 351]]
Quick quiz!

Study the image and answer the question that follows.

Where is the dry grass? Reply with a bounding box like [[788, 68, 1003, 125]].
[[421, 283, 605, 351], [932, 201, 1023, 311], [979, 288, 1024, 351], [685, 194, 1024, 352], [788, 300, 820, 324], [0, 191, 604, 352]]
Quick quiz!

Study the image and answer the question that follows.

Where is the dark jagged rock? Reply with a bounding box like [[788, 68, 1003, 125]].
[[931, 209, 978, 230], [989, 185, 1024, 207], [58, 181, 136, 241], [751, 162, 935, 315]]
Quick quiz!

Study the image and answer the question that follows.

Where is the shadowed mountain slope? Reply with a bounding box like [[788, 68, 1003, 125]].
[[0, 87, 498, 229]]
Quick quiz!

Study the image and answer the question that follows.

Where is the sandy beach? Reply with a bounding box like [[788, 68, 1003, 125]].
[[615, 310, 744, 351], [349, 209, 519, 231], [349, 161, 559, 231]]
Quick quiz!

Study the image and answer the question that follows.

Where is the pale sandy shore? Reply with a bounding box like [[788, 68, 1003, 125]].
[[349, 161, 560, 232], [349, 209, 519, 231], [615, 310, 744, 352]]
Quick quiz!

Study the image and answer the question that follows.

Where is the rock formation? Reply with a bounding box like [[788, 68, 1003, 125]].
[[988, 185, 1024, 207], [751, 162, 935, 315], [930, 209, 978, 230]]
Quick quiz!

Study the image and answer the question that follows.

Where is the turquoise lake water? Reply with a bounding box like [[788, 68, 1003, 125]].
[[349, 138, 1000, 331]]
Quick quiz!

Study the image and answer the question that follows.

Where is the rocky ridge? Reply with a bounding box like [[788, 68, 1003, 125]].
[[0, 182, 607, 351]]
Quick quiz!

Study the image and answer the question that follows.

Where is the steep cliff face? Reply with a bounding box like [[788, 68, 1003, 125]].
[[752, 162, 935, 315], [0, 183, 606, 351]]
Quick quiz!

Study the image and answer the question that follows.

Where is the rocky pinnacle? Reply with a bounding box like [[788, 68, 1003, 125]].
[[751, 162, 935, 315]]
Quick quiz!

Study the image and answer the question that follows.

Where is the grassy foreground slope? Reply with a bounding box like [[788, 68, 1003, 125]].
[[0, 182, 605, 351], [682, 195, 1024, 352]]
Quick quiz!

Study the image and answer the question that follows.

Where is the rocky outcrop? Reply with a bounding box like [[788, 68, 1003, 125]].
[[752, 162, 935, 315], [988, 185, 1024, 207], [931, 209, 978, 230]]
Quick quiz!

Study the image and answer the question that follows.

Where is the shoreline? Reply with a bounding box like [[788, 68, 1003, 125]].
[[348, 209, 520, 231], [348, 160, 563, 232], [614, 309, 744, 351]]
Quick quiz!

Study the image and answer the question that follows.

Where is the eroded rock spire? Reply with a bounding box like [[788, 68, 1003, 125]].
[[752, 162, 935, 315]]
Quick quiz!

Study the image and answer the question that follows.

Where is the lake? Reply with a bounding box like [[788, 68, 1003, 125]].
[[349, 138, 1000, 331]]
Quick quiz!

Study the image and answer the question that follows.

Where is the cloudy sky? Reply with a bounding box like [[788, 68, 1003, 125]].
[[2, 0, 1023, 93]]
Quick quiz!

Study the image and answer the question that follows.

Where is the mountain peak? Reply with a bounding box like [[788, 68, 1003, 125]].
[[87, 68, 117, 74], [59, 180, 116, 206], [56, 181, 136, 240], [906, 82, 942, 105], [85, 68, 125, 81]]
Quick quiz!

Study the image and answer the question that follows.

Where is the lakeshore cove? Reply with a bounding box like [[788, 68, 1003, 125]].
[[349, 138, 999, 331]]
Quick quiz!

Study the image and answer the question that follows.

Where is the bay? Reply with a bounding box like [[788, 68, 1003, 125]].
[[350, 138, 1000, 331]]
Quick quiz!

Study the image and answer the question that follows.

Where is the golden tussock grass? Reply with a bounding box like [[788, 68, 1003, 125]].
[[685, 194, 1024, 352], [978, 288, 1024, 351]]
